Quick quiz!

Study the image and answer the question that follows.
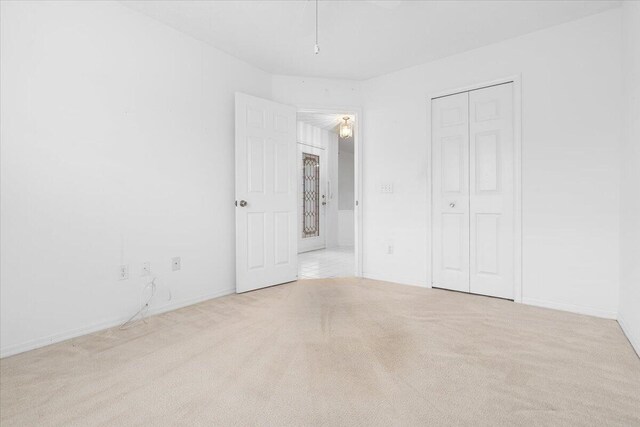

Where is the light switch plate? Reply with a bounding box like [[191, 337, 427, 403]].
[[172, 257, 181, 271]]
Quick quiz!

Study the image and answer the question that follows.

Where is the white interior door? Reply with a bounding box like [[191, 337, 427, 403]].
[[298, 144, 327, 253], [235, 93, 297, 293], [432, 92, 470, 292], [469, 83, 514, 299]]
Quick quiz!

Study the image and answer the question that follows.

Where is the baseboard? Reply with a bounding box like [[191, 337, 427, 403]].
[[618, 315, 640, 358], [360, 276, 616, 320], [0, 287, 235, 359], [521, 297, 617, 319], [361, 272, 430, 288]]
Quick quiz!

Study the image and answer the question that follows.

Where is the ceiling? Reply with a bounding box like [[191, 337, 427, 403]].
[[297, 112, 355, 152], [297, 112, 354, 131], [121, 0, 620, 80]]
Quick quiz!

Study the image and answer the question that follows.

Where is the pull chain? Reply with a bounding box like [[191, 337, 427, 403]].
[[314, 0, 320, 54]]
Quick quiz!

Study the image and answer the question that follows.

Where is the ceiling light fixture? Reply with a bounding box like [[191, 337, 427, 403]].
[[339, 117, 353, 139], [314, 0, 320, 54]]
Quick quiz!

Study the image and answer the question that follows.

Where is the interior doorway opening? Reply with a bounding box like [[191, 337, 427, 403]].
[[296, 111, 357, 279]]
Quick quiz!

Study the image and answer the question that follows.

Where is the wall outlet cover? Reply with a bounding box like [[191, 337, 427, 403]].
[[381, 183, 393, 193], [119, 265, 129, 280], [141, 262, 150, 276]]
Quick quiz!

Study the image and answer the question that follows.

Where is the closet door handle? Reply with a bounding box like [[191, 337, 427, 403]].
[[449, 202, 456, 208]]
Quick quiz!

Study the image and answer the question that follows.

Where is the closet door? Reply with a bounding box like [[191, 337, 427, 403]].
[[432, 92, 470, 292], [469, 83, 514, 299]]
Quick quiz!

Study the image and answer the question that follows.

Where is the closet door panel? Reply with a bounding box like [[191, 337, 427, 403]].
[[469, 83, 515, 299], [432, 92, 470, 292]]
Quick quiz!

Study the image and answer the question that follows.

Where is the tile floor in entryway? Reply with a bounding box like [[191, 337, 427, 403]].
[[298, 246, 355, 279]]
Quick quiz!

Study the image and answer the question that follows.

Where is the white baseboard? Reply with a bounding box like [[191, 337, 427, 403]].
[[521, 297, 617, 319], [0, 287, 235, 359], [360, 276, 618, 320], [618, 315, 640, 358]]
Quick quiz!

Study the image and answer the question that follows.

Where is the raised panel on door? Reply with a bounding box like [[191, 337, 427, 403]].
[[441, 213, 465, 271], [469, 83, 514, 299], [432, 92, 470, 292], [274, 142, 289, 194], [247, 212, 266, 269], [274, 211, 290, 265], [247, 137, 265, 193], [236, 93, 297, 293]]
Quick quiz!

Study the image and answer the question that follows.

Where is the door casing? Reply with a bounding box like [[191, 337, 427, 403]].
[[426, 75, 523, 303]]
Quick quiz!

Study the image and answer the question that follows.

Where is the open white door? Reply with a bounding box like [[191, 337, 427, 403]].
[[235, 93, 297, 293]]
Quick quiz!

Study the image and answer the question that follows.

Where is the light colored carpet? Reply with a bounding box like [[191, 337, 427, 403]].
[[1, 278, 639, 426]]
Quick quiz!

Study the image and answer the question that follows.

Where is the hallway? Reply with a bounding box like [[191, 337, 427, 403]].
[[298, 247, 354, 279]]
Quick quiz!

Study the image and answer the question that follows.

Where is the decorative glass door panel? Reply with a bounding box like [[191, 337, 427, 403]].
[[298, 145, 326, 253], [302, 153, 320, 238]]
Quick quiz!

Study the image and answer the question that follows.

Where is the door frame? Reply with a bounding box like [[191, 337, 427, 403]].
[[296, 105, 363, 277], [426, 75, 522, 303]]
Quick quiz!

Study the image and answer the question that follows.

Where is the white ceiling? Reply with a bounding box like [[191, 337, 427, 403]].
[[297, 112, 354, 131], [121, 0, 620, 80], [297, 112, 355, 152]]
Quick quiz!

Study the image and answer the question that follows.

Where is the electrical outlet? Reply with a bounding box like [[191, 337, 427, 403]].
[[387, 245, 394, 255], [172, 257, 181, 271], [141, 262, 150, 276], [380, 183, 393, 194], [119, 265, 129, 280]]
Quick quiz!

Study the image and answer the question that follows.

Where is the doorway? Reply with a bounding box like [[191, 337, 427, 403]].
[[296, 111, 357, 279], [234, 94, 362, 293]]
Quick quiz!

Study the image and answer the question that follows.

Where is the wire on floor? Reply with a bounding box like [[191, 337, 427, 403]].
[[120, 273, 172, 330]]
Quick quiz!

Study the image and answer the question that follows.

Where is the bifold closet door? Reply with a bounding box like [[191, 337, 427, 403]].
[[469, 83, 514, 299], [432, 92, 470, 292]]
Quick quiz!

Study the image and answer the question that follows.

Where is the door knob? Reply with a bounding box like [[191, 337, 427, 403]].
[[239, 200, 247, 207], [449, 202, 456, 208]]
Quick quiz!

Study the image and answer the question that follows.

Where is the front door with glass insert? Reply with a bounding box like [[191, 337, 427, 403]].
[[298, 145, 326, 253]]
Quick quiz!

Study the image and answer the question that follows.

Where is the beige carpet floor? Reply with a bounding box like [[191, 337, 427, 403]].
[[1, 278, 639, 426]]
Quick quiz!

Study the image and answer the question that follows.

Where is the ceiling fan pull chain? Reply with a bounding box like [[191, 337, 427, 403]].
[[314, 0, 320, 54]]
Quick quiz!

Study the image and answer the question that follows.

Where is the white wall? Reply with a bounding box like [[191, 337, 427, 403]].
[[327, 132, 340, 248], [0, 1, 271, 357], [338, 148, 355, 246], [339, 150, 355, 210], [338, 211, 355, 247], [361, 10, 622, 317], [272, 76, 362, 109], [619, 1, 640, 354]]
